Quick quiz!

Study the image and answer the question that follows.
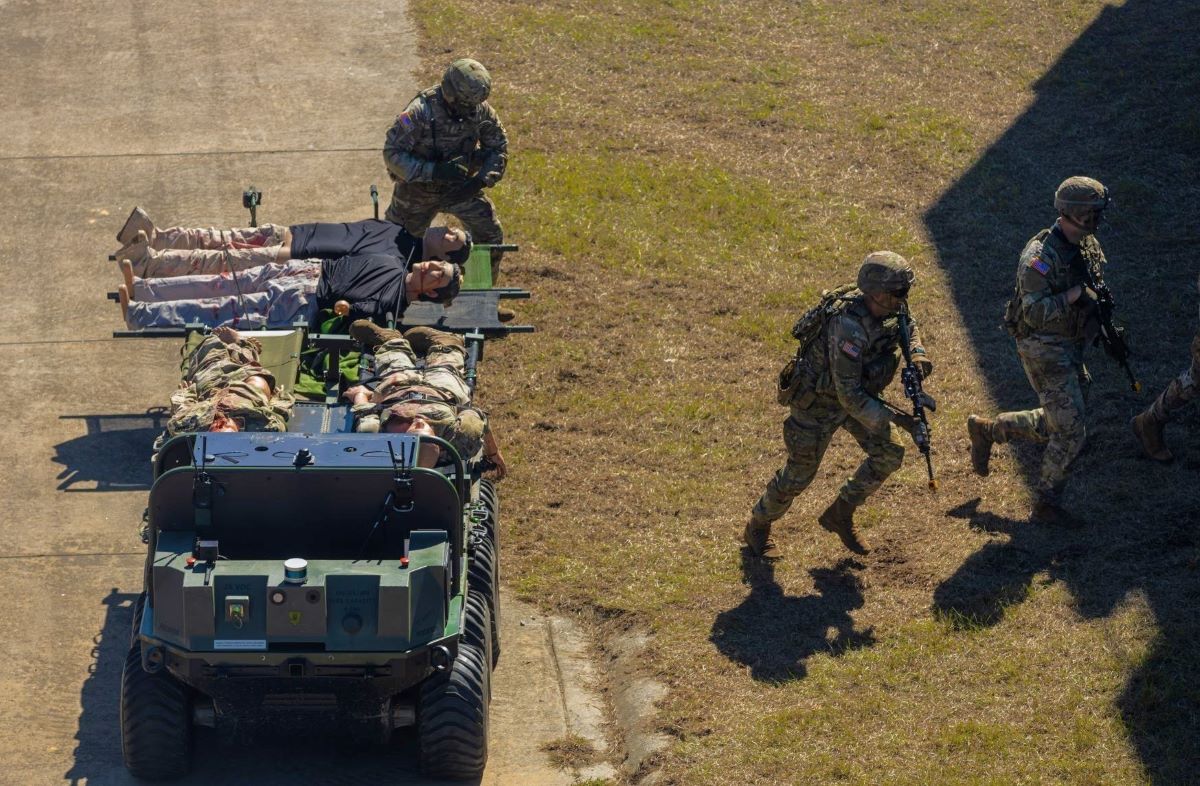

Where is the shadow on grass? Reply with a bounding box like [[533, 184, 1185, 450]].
[[54, 410, 167, 492], [710, 551, 875, 682], [925, 5, 1200, 776]]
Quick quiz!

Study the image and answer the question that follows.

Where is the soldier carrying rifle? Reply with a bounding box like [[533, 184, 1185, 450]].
[[968, 176, 1129, 528], [746, 252, 936, 558]]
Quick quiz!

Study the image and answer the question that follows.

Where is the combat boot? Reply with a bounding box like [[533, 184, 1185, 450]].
[[966, 414, 994, 476], [116, 206, 154, 245], [817, 497, 870, 555], [350, 319, 403, 352], [742, 516, 780, 558], [114, 230, 151, 266], [403, 325, 465, 355], [1131, 408, 1173, 463], [1029, 495, 1085, 529]]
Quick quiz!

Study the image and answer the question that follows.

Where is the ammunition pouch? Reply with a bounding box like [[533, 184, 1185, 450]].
[[777, 356, 817, 408], [1002, 295, 1025, 338]]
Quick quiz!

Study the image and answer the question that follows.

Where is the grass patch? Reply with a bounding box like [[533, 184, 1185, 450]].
[[414, 0, 1199, 783], [540, 734, 599, 770]]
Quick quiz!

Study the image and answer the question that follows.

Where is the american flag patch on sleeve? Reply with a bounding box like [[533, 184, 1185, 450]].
[[840, 340, 862, 359], [1030, 257, 1050, 276], [398, 112, 415, 131]]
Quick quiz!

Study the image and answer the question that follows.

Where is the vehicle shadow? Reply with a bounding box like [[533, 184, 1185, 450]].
[[710, 551, 875, 681], [53, 410, 167, 492], [65, 590, 478, 785], [924, 2, 1200, 781]]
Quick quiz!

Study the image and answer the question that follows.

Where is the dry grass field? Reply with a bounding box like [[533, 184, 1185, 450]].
[[408, 1, 1200, 783]]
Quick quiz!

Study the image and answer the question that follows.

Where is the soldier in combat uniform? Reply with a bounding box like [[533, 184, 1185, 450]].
[[383, 59, 509, 291], [167, 326, 295, 435], [967, 176, 1114, 527], [745, 252, 935, 557], [1131, 273, 1200, 461]]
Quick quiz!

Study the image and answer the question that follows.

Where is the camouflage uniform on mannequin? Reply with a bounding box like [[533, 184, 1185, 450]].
[[383, 59, 508, 285], [967, 176, 1115, 527], [746, 252, 934, 557], [345, 321, 504, 474], [167, 329, 294, 435], [1132, 272, 1200, 461]]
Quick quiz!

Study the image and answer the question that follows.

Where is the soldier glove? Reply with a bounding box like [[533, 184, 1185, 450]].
[[915, 357, 934, 379], [431, 159, 470, 182], [892, 412, 920, 439], [1074, 286, 1100, 313], [444, 175, 488, 204]]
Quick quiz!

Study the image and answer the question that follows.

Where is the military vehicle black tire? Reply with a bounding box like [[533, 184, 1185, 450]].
[[418, 640, 490, 779], [469, 536, 500, 666], [120, 643, 193, 780], [479, 478, 500, 548], [462, 588, 493, 697]]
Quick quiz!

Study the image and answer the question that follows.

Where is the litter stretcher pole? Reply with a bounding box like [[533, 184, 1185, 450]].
[[242, 186, 262, 227], [464, 331, 485, 395]]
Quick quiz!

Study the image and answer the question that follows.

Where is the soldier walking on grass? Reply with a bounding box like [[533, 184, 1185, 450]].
[[1131, 273, 1200, 462], [746, 252, 935, 558], [383, 59, 509, 291], [967, 176, 1116, 527]]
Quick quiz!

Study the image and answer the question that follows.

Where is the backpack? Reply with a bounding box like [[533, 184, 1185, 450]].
[[777, 284, 857, 405]]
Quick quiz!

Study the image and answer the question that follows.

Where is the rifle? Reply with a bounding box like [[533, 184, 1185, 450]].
[[897, 308, 937, 490], [1080, 268, 1141, 392]]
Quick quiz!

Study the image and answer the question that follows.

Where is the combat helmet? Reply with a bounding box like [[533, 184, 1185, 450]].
[[441, 58, 492, 109], [857, 251, 915, 296], [1054, 176, 1109, 214]]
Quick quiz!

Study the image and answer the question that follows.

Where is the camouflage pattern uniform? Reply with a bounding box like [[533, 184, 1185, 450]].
[[383, 59, 507, 275], [749, 253, 930, 556], [753, 292, 927, 521], [985, 223, 1107, 503], [352, 328, 487, 459], [1131, 272, 1200, 460], [167, 333, 294, 434]]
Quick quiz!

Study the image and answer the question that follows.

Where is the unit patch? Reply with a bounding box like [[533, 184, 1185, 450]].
[[840, 340, 862, 359], [1030, 257, 1051, 276], [398, 112, 415, 132]]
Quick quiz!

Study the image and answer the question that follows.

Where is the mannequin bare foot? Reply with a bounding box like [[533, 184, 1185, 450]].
[[120, 259, 135, 294], [117, 284, 131, 324], [213, 325, 240, 344]]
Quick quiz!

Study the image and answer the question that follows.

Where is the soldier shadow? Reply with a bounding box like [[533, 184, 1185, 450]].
[[710, 552, 875, 682], [53, 410, 167, 492], [924, 2, 1200, 780]]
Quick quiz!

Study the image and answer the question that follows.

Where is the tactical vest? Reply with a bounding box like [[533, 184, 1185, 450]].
[[778, 285, 855, 404], [1003, 228, 1103, 340]]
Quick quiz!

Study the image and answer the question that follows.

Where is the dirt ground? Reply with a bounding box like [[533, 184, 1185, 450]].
[[0, 2, 599, 783]]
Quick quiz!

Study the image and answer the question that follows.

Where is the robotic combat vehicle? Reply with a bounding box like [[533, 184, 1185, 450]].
[[111, 194, 530, 781]]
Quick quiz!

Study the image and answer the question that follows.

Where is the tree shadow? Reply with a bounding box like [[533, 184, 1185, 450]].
[[932, 498, 1085, 629], [53, 410, 167, 492], [710, 551, 875, 681], [923, 2, 1200, 780]]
